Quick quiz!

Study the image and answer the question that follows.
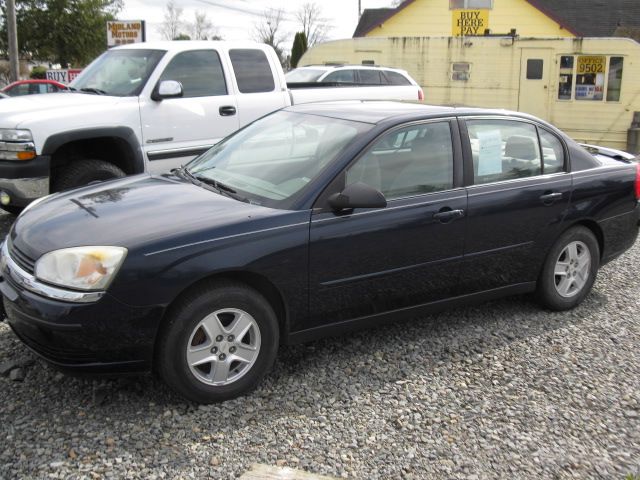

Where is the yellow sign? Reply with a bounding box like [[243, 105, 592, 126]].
[[452, 10, 489, 36], [577, 56, 606, 74]]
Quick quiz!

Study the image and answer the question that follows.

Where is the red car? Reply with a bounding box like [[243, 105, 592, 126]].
[[1, 79, 68, 96]]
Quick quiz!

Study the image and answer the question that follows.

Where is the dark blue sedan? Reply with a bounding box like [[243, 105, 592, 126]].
[[1, 102, 638, 403]]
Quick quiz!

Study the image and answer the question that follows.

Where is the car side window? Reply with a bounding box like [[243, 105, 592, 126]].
[[229, 49, 275, 93], [346, 122, 454, 200], [358, 69, 382, 85], [159, 50, 227, 98], [467, 120, 542, 185], [538, 128, 565, 174], [383, 71, 412, 86], [323, 70, 355, 83]]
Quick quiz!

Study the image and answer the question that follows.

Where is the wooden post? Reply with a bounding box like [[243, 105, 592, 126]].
[[6, 0, 20, 82]]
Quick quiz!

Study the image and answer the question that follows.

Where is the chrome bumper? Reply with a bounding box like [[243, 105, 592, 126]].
[[0, 177, 49, 206]]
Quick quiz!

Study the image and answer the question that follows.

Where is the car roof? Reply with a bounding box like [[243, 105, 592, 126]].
[[285, 101, 539, 125], [297, 65, 406, 73], [112, 40, 271, 53]]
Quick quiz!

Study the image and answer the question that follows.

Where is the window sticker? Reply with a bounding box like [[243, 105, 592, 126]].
[[476, 130, 502, 176]]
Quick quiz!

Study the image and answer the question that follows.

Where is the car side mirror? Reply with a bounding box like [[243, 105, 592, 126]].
[[151, 80, 183, 101], [328, 182, 387, 211]]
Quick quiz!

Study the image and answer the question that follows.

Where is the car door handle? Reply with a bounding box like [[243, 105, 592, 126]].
[[219, 106, 236, 116], [540, 192, 563, 205], [433, 209, 465, 223]]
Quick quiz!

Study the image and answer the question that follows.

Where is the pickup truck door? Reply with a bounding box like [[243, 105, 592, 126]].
[[227, 48, 291, 128], [139, 49, 240, 173]]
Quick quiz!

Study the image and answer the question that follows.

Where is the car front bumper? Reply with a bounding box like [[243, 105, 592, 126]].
[[0, 263, 164, 373], [0, 155, 50, 207]]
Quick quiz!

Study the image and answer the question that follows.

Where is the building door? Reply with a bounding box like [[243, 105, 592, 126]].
[[518, 49, 552, 120]]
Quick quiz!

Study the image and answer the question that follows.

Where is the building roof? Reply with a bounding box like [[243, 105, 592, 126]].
[[353, 0, 640, 38]]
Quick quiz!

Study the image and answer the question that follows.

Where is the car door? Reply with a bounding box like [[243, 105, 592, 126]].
[[139, 49, 240, 173], [307, 119, 467, 330], [458, 117, 572, 294]]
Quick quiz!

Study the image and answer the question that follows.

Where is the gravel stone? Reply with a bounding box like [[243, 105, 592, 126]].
[[1, 211, 639, 479]]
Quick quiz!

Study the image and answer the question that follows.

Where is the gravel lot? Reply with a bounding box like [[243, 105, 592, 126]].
[[0, 210, 639, 480]]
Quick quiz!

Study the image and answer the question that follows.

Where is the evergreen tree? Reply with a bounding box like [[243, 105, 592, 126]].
[[290, 32, 308, 69]]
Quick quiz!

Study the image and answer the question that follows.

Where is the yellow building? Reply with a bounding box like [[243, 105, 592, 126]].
[[299, 36, 640, 151], [354, 0, 638, 39]]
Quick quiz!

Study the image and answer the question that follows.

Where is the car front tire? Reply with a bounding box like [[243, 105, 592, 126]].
[[157, 280, 279, 404], [536, 226, 600, 311]]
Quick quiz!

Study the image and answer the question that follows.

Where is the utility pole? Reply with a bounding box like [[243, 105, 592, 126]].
[[358, 0, 362, 18], [7, 0, 20, 82]]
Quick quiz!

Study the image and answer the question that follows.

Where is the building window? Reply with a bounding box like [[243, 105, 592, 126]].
[[606, 57, 624, 102], [452, 62, 471, 81], [450, 0, 493, 9], [558, 56, 574, 100], [556, 55, 624, 102], [526, 59, 543, 80]]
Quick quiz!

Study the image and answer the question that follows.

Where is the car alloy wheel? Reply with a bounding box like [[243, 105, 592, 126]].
[[553, 240, 591, 298], [186, 308, 261, 386]]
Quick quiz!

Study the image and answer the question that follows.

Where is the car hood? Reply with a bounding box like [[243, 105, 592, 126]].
[[10, 174, 294, 261], [0, 92, 127, 128]]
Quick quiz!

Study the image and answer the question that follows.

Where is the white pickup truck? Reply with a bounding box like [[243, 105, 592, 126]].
[[0, 41, 422, 213]]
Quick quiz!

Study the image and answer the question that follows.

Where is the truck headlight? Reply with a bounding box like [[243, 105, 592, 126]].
[[35, 246, 127, 291], [0, 129, 36, 160]]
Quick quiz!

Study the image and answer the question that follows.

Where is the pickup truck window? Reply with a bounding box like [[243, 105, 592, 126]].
[[159, 50, 227, 98], [71, 49, 166, 97], [229, 49, 275, 93]]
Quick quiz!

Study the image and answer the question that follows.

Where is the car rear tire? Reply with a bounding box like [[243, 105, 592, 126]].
[[52, 159, 125, 192], [536, 226, 600, 311], [157, 280, 279, 403]]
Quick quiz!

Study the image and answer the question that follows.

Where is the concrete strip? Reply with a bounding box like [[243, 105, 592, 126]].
[[239, 464, 341, 480]]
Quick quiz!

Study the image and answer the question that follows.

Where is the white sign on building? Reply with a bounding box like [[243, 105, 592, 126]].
[[107, 20, 146, 47]]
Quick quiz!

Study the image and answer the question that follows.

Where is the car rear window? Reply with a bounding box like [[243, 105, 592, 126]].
[[229, 49, 275, 93], [383, 71, 412, 86]]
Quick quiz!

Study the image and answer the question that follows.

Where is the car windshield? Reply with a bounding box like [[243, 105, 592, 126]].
[[186, 111, 371, 208], [70, 49, 166, 97], [285, 69, 326, 83]]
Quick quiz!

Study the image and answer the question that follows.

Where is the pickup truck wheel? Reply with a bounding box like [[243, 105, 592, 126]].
[[52, 159, 125, 192], [157, 280, 279, 404], [536, 226, 600, 311]]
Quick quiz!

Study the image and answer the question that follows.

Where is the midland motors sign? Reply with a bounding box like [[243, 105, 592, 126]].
[[107, 20, 146, 47]]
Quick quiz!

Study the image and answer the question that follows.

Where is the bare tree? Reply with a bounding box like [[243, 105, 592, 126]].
[[191, 10, 218, 40], [253, 8, 287, 64], [296, 2, 330, 47], [159, 0, 184, 41]]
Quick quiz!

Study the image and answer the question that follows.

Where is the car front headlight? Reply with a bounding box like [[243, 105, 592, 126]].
[[35, 246, 127, 291], [0, 129, 36, 160]]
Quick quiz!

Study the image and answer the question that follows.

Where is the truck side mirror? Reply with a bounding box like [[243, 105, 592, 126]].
[[151, 80, 183, 101]]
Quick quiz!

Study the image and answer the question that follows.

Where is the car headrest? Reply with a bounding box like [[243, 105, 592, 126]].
[[505, 135, 539, 160]]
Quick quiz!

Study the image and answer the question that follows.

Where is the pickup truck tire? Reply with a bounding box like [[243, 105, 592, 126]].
[[52, 159, 126, 192]]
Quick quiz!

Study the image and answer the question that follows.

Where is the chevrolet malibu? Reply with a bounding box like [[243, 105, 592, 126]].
[[1, 102, 638, 403]]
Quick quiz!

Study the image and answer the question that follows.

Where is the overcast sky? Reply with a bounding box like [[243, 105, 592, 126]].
[[120, 0, 394, 47]]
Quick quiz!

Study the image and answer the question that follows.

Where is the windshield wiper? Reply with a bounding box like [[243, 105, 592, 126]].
[[79, 87, 107, 95], [195, 175, 236, 194], [174, 166, 247, 202]]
